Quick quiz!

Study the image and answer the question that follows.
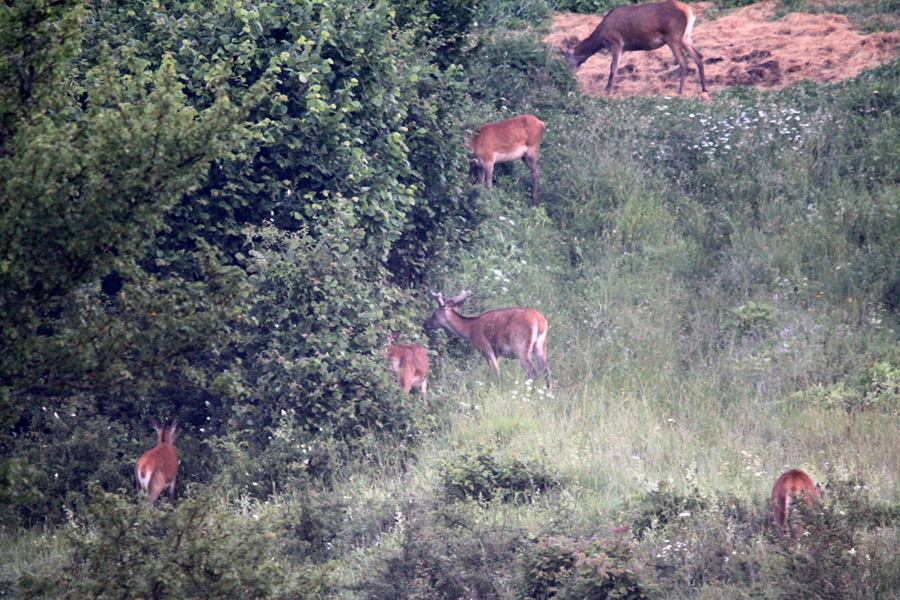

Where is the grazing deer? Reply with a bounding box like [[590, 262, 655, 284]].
[[770, 469, 823, 536], [424, 290, 551, 389], [385, 333, 430, 406], [135, 417, 179, 505], [562, 0, 708, 95], [466, 114, 545, 205]]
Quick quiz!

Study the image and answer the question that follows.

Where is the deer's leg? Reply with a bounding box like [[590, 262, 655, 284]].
[[522, 152, 540, 205], [474, 162, 486, 185], [667, 42, 691, 94], [399, 372, 413, 393], [534, 348, 551, 390], [482, 161, 494, 190], [683, 38, 707, 92], [148, 473, 164, 505], [606, 46, 623, 94], [520, 356, 539, 382], [420, 378, 428, 407], [482, 350, 502, 380], [514, 344, 541, 383]]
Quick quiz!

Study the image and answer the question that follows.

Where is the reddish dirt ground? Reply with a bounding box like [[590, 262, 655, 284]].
[[542, 0, 900, 98]]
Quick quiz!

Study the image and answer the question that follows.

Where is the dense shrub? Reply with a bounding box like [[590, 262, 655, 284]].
[[211, 221, 425, 492], [474, 0, 554, 29], [725, 301, 777, 339], [466, 32, 578, 113], [439, 444, 561, 502], [554, 0, 621, 14], [391, 0, 480, 65], [8, 404, 133, 526], [635, 490, 768, 594], [3, 0, 486, 518], [766, 476, 893, 599], [630, 481, 709, 539], [21, 488, 330, 599], [353, 499, 522, 600], [790, 358, 900, 414], [520, 531, 649, 600]]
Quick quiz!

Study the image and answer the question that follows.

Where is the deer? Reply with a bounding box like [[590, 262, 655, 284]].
[[466, 114, 545, 206], [135, 417, 179, 506], [385, 332, 430, 406], [770, 469, 824, 537], [562, 0, 708, 96], [424, 290, 551, 389]]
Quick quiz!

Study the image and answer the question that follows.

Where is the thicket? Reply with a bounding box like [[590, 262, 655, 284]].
[[1, 0, 487, 525]]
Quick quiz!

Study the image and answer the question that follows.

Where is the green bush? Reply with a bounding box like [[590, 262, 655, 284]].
[[519, 531, 649, 600], [466, 32, 577, 113], [20, 488, 330, 599], [8, 402, 135, 526], [635, 491, 768, 594], [554, 0, 621, 14], [353, 498, 522, 600], [391, 0, 480, 65], [791, 359, 900, 414], [630, 481, 709, 539], [221, 221, 422, 491], [767, 476, 896, 599], [862, 361, 900, 412], [439, 444, 561, 503], [474, 0, 554, 29], [790, 381, 866, 413], [726, 302, 776, 338]]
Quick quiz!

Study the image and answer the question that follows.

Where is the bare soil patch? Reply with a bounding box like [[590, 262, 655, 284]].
[[542, 0, 900, 97]]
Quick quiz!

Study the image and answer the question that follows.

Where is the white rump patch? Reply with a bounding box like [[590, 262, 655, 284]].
[[137, 466, 152, 491], [683, 8, 696, 42]]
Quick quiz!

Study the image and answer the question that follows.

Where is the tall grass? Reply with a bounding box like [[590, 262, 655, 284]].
[[408, 46, 900, 596]]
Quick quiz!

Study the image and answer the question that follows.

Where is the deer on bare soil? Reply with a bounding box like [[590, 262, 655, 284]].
[[385, 333, 430, 406], [562, 0, 708, 95], [424, 290, 551, 390], [466, 114, 545, 205], [135, 417, 179, 506], [770, 469, 824, 538]]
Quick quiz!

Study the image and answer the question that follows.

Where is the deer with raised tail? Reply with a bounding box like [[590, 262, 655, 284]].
[[385, 332, 430, 406], [770, 469, 824, 537], [135, 417, 179, 505], [466, 114, 545, 206], [562, 0, 708, 95], [424, 290, 551, 389]]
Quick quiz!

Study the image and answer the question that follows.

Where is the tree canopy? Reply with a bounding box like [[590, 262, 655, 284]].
[[1, 0, 483, 524]]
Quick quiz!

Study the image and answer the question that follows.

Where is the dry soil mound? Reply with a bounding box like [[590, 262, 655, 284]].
[[542, 0, 900, 97]]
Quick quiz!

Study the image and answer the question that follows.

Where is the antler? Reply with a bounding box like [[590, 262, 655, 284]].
[[449, 290, 473, 304], [429, 290, 445, 306]]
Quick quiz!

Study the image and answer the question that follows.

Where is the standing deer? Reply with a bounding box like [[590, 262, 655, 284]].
[[466, 114, 545, 205], [562, 0, 708, 95], [424, 290, 551, 389], [385, 333, 430, 406], [770, 469, 823, 537], [135, 417, 179, 505]]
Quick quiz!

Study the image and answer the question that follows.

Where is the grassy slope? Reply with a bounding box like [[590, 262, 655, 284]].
[[332, 5, 900, 593]]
